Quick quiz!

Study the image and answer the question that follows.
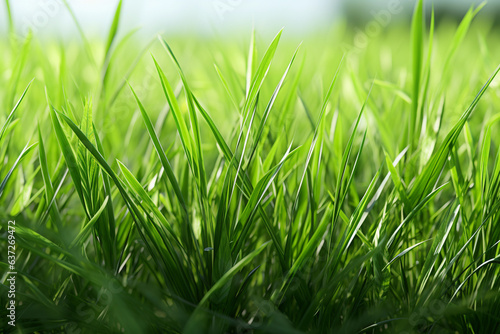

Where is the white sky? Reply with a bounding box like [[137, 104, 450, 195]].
[[1, 0, 341, 38]]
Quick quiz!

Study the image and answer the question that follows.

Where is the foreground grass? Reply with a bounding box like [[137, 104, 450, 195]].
[[2, 1, 500, 333]]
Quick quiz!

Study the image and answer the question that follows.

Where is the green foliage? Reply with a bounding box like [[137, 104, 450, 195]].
[[2, 1, 500, 333]]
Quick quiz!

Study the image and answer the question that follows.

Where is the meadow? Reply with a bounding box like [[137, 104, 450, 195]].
[[1, 0, 500, 333]]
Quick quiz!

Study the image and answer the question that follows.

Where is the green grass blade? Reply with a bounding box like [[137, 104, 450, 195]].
[[1, 80, 33, 143], [129, 84, 189, 216], [241, 29, 282, 119], [48, 104, 86, 216], [383, 239, 431, 271], [38, 125, 64, 232], [0, 142, 38, 199], [410, 0, 424, 152], [70, 196, 109, 248], [3, 0, 13, 33], [103, 0, 123, 65]]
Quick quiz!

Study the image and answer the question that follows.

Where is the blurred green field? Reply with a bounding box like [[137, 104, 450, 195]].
[[2, 0, 500, 333]]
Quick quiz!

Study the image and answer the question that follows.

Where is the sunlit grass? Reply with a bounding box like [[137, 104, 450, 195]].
[[1, 0, 500, 333]]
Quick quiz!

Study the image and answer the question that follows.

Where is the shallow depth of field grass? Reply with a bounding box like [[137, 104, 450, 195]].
[[2, 0, 500, 333]]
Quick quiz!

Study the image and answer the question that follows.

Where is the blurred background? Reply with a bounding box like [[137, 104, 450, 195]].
[[0, 0, 497, 39]]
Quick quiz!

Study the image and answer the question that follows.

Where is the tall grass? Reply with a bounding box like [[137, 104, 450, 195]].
[[2, 0, 500, 333]]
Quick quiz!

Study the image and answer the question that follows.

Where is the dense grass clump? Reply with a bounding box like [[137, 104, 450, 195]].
[[2, 0, 500, 333]]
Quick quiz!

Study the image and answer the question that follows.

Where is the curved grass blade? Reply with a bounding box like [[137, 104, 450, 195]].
[[129, 84, 188, 216], [449, 257, 500, 303], [48, 103, 86, 217], [158, 37, 208, 199], [38, 125, 64, 232], [0, 142, 38, 199], [117, 160, 176, 236], [103, 0, 123, 65], [383, 239, 431, 271], [1, 80, 33, 144], [70, 196, 109, 248]]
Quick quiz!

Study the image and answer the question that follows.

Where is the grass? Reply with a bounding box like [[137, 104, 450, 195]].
[[2, 0, 500, 333]]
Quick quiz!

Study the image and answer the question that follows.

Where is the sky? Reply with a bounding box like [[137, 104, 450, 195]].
[[0, 0, 340, 38], [0, 0, 496, 39]]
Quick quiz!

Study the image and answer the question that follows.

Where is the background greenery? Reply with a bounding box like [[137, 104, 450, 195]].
[[1, 0, 500, 333]]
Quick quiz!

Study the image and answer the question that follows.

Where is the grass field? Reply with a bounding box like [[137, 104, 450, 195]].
[[2, 0, 500, 333]]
